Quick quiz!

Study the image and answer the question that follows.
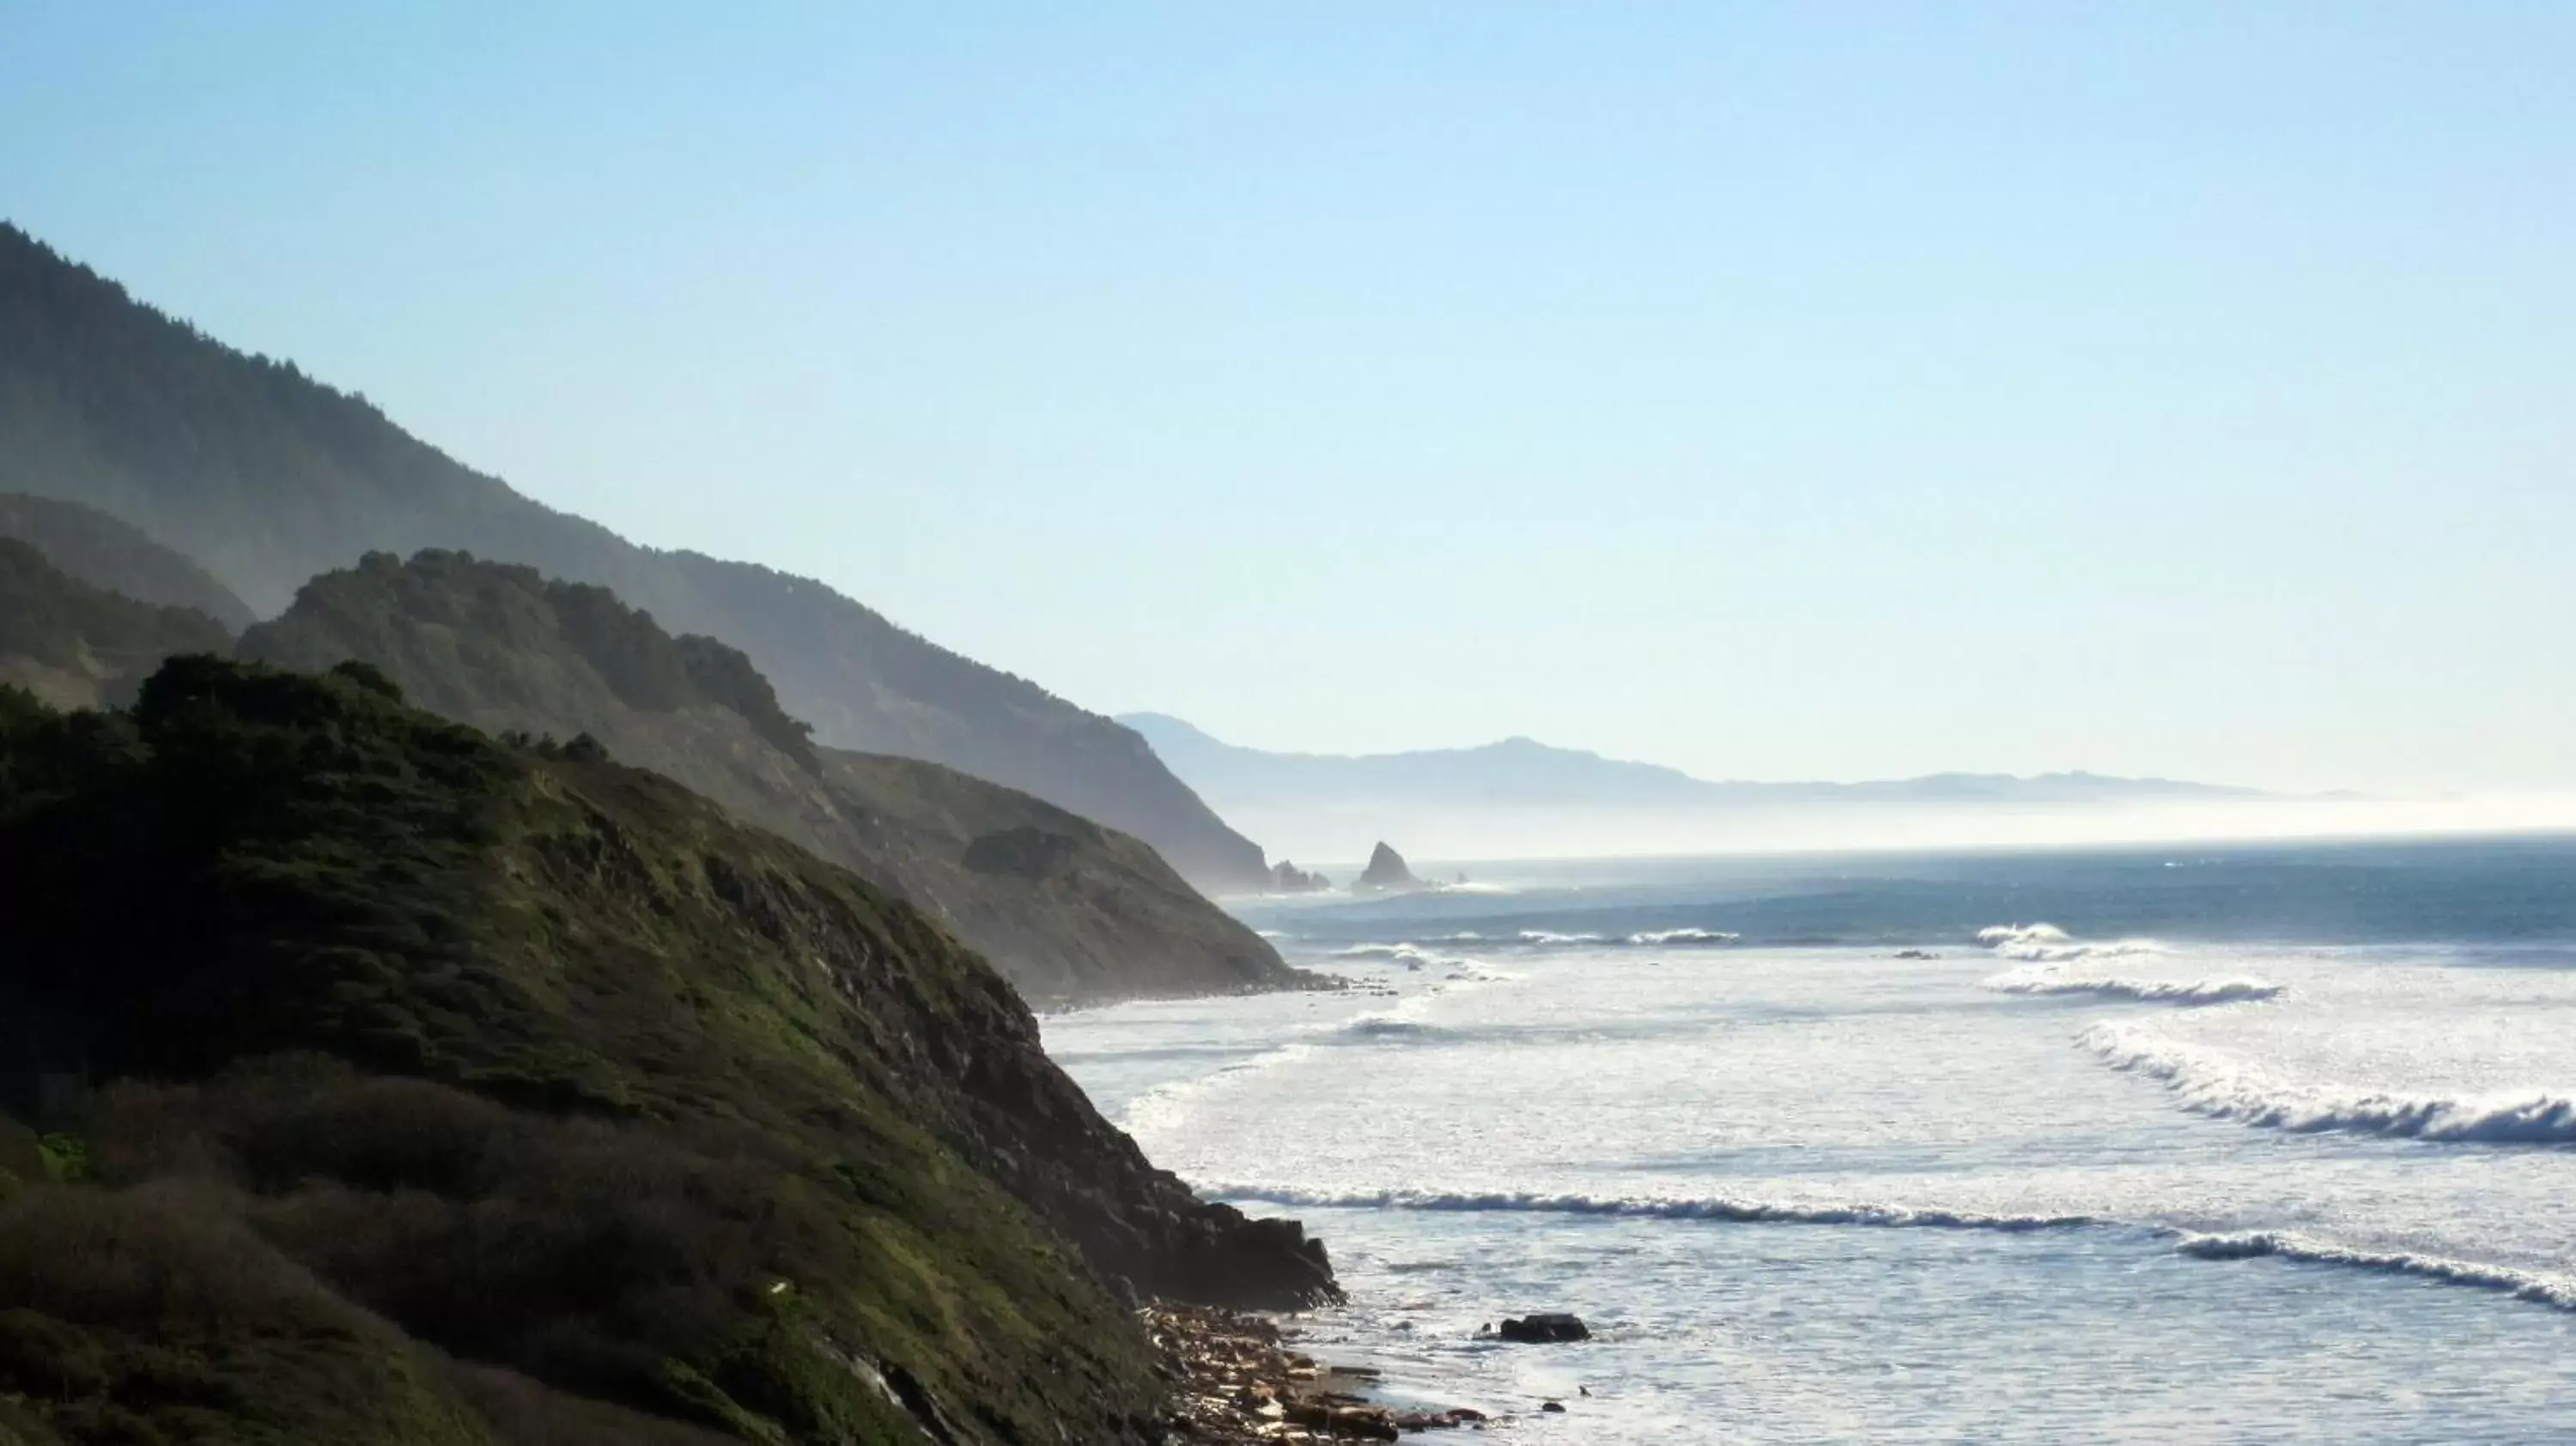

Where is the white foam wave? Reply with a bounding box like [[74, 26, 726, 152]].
[[1121, 1043, 1313, 1137], [1209, 1186, 2096, 1232], [1984, 969, 2283, 1006], [1219, 1184, 2576, 1314], [1333, 942, 1478, 970], [2082, 1022, 2576, 1144], [1977, 922, 2163, 963], [1506, 928, 1738, 950], [2175, 1232, 2576, 1310]]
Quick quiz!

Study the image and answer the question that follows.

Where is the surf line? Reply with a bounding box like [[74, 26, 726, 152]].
[[1201, 1186, 2576, 1314]]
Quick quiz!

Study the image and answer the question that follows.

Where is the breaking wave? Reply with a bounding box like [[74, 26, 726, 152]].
[[2176, 1232, 2576, 1310], [1508, 928, 1738, 949], [1984, 969, 2283, 1006], [1208, 1186, 2096, 1232], [1628, 927, 1740, 946], [1212, 1186, 2576, 1314], [1334, 942, 1478, 970], [1977, 922, 2164, 963], [2082, 1022, 2576, 1144]]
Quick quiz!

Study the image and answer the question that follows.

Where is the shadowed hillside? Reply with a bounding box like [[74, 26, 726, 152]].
[[0, 223, 1271, 892], [0, 538, 231, 709], [239, 550, 1309, 1003], [0, 492, 254, 629], [0, 659, 1333, 1443]]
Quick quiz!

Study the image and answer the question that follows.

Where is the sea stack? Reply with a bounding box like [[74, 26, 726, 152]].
[[1354, 841, 1426, 895], [1271, 860, 1333, 893]]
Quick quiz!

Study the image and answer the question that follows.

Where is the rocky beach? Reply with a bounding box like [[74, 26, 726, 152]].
[[1147, 1303, 1502, 1441]]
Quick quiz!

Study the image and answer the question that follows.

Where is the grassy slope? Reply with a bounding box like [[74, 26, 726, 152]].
[[0, 223, 1272, 892], [237, 550, 1307, 1003], [0, 660, 1332, 1443]]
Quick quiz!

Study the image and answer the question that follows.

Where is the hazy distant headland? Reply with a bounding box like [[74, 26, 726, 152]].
[[1113, 713, 2476, 866]]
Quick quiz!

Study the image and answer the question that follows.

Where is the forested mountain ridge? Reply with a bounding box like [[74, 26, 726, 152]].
[[240, 550, 1308, 1002], [0, 658, 1333, 1442], [0, 537, 232, 709], [0, 222, 1272, 891]]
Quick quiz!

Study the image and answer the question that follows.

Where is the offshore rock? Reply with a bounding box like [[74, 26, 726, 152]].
[[1497, 1312, 1591, 1343], [1353, 841, 1425, 894], [1271, 859, 1334, 893]]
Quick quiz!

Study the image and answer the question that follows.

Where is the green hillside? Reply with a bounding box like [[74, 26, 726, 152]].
[[239, 550, 1306, 1002], [0, 659, 1334, 1443]]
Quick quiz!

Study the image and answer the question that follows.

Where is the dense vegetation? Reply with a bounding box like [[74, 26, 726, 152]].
[[0, 537, 233, 708], [240, 550, 1307, 1002], [0, 223, 1271, 891], [0, 492, 254, 629], [0, 659, 1334, 1443]]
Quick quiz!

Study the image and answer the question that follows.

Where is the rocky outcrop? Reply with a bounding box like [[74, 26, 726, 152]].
[[1353, 841, 1426, 895], [1269, 860, 1333, 893], [1495, 1313, 1591, 1343]]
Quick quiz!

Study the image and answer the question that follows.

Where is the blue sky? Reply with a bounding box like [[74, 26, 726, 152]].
[[5, 3, 2571, 792]]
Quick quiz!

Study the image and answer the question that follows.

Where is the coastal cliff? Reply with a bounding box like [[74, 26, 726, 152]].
[[236, 549, 1311, 1004], [0, 659, 1334, 1442]]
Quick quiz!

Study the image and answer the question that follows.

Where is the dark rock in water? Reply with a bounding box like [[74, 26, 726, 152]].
[[1498, 1312, 1590, 1343], [1270, 859, 1333, 893], [1354, 841, 1426, 894], [1894, 948, 1940, 960], [1541, 1399, 1568, 1413]]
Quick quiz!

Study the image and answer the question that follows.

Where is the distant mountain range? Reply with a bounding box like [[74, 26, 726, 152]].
[[1120, 713, 2269, 812]]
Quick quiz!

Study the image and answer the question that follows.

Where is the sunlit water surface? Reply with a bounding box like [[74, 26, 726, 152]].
[[1044, 838, 2576, 1442]]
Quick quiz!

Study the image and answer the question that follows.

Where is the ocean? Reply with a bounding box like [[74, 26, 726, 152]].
[[1042, 835, 2576, 1443]]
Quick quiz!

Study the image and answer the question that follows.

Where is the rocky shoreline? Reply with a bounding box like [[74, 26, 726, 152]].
[[1147, 1302, 1495, 1441]]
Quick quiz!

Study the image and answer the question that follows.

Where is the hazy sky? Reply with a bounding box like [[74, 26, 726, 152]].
[[5, 3, 2571, 793]]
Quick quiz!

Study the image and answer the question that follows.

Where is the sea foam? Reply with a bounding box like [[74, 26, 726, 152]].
[[1207, 1185, 2097, 1232], [1984, 969, 2283, 1006], [1977, 922, 2163, 963]]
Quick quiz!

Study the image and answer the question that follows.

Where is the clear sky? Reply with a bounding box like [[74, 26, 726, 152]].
[[5, 3, 2571, 793]]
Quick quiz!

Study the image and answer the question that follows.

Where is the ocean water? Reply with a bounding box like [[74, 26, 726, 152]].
[[1043, 835, 2576, 1442]]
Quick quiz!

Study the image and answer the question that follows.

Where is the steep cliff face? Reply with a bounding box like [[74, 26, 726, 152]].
[[237, 550, 1309, 1003], [0, 659, 1333, 1443], [0, 223, 1272, 892]]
